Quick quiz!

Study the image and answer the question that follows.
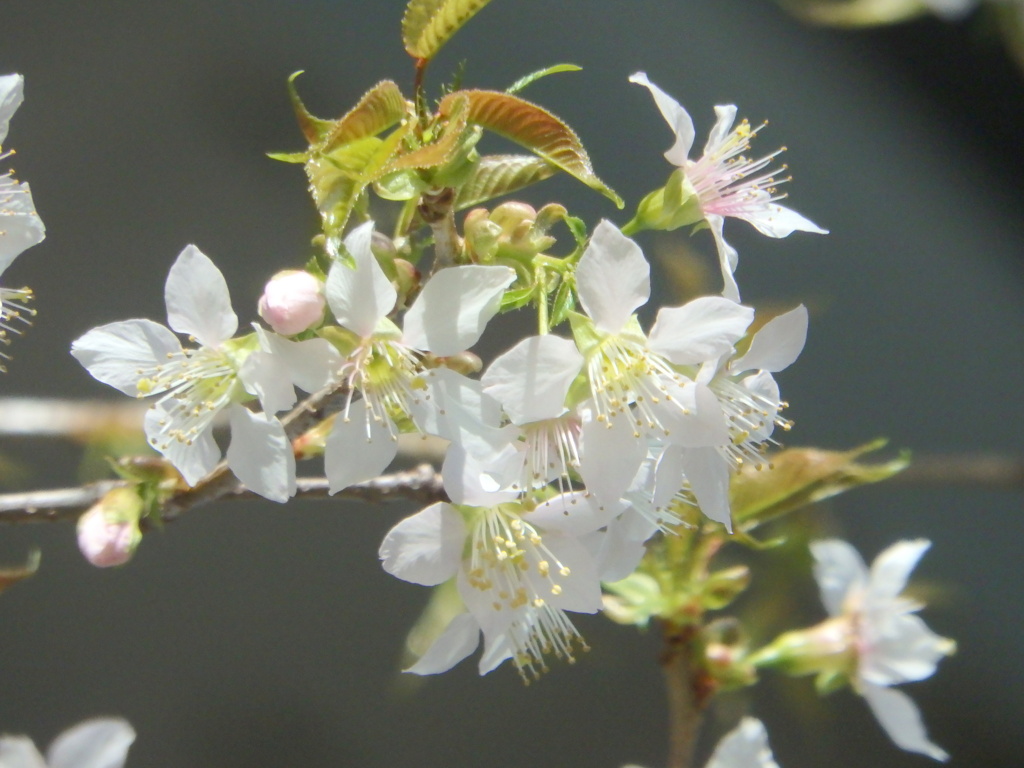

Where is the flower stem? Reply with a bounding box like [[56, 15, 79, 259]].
[[661, 621, 707, 768]]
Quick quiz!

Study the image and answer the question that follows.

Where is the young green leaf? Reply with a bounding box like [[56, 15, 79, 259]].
[[506, 64, 582, 96], [321, 80, 410, 152], [453, 154, 557, 210], [287, 71, 335, 144], [402, 0, 494, 61], [440, 89, 623, 208]]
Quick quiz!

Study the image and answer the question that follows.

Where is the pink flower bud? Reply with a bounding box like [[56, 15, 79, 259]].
[[76, 488, 143, 568], [258, 270, 325, 335]]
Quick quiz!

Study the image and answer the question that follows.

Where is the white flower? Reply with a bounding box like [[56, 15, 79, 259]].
[[322, 221, 515, 492], [623, 717, 780, 768], [630, 72, 826, 301], [0, 718, 135, 768], [379, 485, 616, 679], [0, 74, 45, 369], [570, 220, 753, 513], [71, 246, 301, 501], [811, 538, 955, 761]]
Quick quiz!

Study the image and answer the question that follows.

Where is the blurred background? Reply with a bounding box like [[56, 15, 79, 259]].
[[0, 1, 1021, 766]]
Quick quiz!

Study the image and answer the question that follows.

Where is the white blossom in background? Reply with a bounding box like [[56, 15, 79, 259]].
[[0, 73, 45, 368], [623, 717, 780, 768], [322, 220, 515, 492], [811, 538, 955, 761], [71, 246, 303, 501], [0, 718, 135, 768], [629, 72, 826, 301]]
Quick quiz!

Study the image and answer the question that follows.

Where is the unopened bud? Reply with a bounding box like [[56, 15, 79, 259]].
[[76, 487, 143, 568], [748, 616, 857, 680], [258, 270, 325, 335]]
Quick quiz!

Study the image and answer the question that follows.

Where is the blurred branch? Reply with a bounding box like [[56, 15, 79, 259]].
[[890, 454, 1024, 490], [0, 464, 445, 525]]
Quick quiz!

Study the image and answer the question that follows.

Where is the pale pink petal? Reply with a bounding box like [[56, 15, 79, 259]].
[[325, 220, 396, 339], [861, 683, 949, 761], [226, 406, 295, 503], [648, 297, 754, 365], [379, 502, 466, 586], [164, 244, 237, 347], [402, 265, 515, 356], [71, 320, 182, 396], [703, 105, 739, 155], [628, 72, 695, 166], [481, 335, 583, 424], [576, 220, 650, 335], [731, 305, 808, 374], [47, 718, 136, 768]]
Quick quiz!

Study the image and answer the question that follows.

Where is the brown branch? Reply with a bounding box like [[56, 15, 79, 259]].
[[0, 464, 445, 525], [660, 622, 709, 768]]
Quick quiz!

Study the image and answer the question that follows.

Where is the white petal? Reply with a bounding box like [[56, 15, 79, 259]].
[[411, 367, 501, 440], [226, 406, 296, 503], [867, 539, 930, 604], [0, 182, 46, 273], [576, 220, 650, 335], [579, 413, 646, 511], [71, 320, 182, 396], [0, 735, 47, 768], [862, 613, 953, 686], [481, 335, 583, 424], [402, 265, 515, 356], [703, 105, 739, 155], [731, 305, 808, 374], [239, 348, 297, 415], [325, 220, 396, 339], [628, 72, 695, 166], [164, 244, 237, 347], [252, 325, 341, 395], [707, 214, 740, 302], [535, 535, 602, 613], [705, 717, 780, 768], [324, 411, 398, 493], [379, 502, 466, 586], [744, 203, 828, 239], [581, 518, 648, 582], [440, 440, 519, 507], [653, 444, 687, 511], [47, 718, 136, 768], [655, 379, 729, 447], [677, 446, 733, 530], [810, 539, 869, 617], [528, 491, 622, 537], [648, 297, 754, 365], [861, 683, 949, 761], [144, 402, 221, 486], [405, 612, 480, 675], [0, 74, 25, 146]]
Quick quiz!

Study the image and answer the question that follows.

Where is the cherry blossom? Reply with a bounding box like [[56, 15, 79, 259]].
[[0, 718, 135, 768], [629, 72, 826, 301]]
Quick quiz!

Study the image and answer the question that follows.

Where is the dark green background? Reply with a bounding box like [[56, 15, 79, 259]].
[[0, 1, 1021, 766]]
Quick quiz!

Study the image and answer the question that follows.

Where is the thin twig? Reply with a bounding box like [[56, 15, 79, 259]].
[[661, 623, 708, 768], [0, 464, 445, 525]]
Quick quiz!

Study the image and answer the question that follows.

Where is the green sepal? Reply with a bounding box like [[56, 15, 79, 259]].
[[700, 565, 751, 610], [624, 168, 703, 235], [815, 669, 850, 696], [601, 572, 667, 627], [266, 151, 308, 164], [566, 310, 601, 356], [549, 276, 576, 328]]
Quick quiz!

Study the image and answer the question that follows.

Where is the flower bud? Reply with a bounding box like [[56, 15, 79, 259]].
[[76, 487, 143, 568], [747, 615, 857, 679], [258, 270, 325, 335], [464, 202, 559, 265]]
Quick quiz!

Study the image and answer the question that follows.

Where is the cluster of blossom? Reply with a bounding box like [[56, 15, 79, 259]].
[[67, 72, 953, 762], [0, 74, 45, 371]]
